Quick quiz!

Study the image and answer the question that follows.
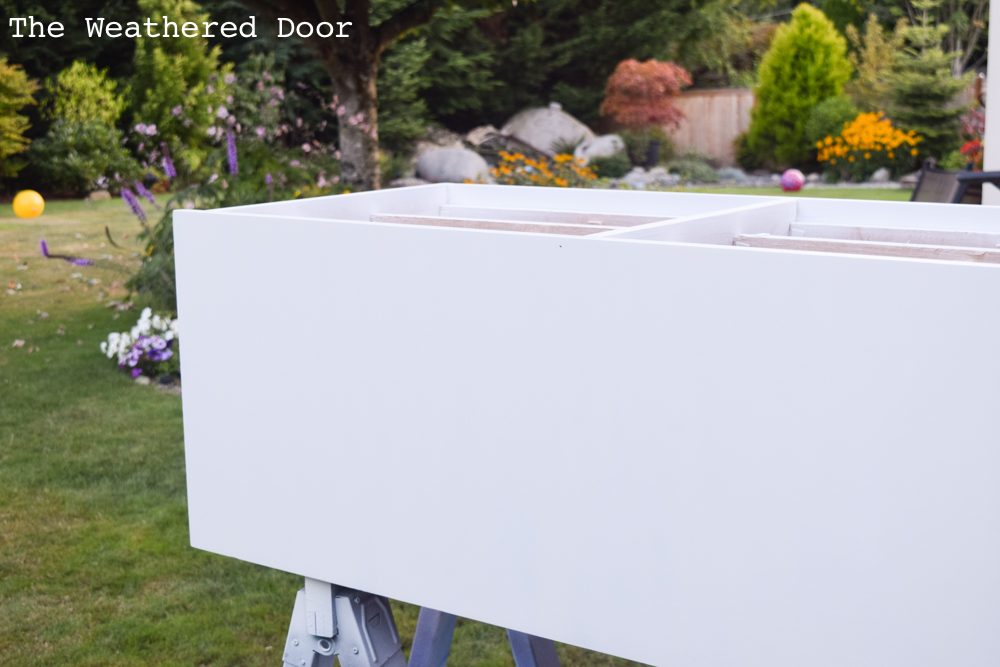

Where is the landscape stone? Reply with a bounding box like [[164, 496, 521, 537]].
[[805, 172, 821, 182], [417, 148, 492, 183], [870, 167, 891, 183], [573, 134, 625, 164], [388, 177, 431, 188], [465, 125, 500, 147], [88, 190, 111, 201], [717, 167, 749, 183], [622, 167, 650, 189], [500, 102, 596, 157]]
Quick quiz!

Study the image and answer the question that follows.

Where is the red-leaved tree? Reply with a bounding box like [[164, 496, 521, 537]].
[[599, 59, 691, 131]]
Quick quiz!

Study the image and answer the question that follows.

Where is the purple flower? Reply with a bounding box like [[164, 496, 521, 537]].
[[121, 188, 147, 223], [134, 180, 155, 203], [39, 238, 94, 265], [132, 368, 142, 378], [161, 143, 177, 179], [265, 173, 273, 184], [226, 131, 238, 175]]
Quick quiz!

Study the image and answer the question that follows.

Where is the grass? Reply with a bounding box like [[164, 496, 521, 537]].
[[0, 195, 650, 666], [689, 186, 912, 200]]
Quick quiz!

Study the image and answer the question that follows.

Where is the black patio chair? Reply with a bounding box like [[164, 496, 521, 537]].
[[910, 159, 1000, 204]]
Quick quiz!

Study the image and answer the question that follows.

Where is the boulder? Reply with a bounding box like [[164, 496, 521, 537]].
[[574, 134, 625, 164], [870, 167, 892, 183], [88, 190, 111, 201], [621, 167, 650, 190], [717, 167, 749, 183], [417, 148, 492, 183], [648, 166, 681, 187], [388, 177, 430, 188], [806, 172, 821, 183], [465, 125, 501, 147], [500, 102, 596, 157]]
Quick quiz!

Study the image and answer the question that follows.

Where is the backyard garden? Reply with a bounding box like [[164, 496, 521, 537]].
[[0, 0, 989, 662]]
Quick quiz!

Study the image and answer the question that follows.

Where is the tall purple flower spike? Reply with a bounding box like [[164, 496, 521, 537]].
[[227, 130, 239, 175], [135, 180, 156, 203], [121, 188, 147, 223], [265, 173, 273, 184], [40, 239, 94, 266], [161, 142, 177, 179]]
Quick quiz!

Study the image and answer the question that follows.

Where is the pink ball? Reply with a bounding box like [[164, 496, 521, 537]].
[[780, 169, 805, 192]]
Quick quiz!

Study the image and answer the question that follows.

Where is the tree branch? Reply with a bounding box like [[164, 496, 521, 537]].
[[374, 0, 443, 51]]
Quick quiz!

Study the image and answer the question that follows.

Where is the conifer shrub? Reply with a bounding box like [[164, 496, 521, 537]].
[[746, 4, 852, 167]]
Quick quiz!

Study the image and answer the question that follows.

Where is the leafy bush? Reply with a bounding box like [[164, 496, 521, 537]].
[[805, 96, 859, 146], [666, 157, 719, 183], [27, 120, 140, 194], [43, 61, 126, 125], [129, 0, 233, 176], [619, 127, 676, 167], [490, 151, 597, 187], [590, 152, 632, 178], [733, 131, 762, 171], [0, 57, 38, 179], [746, 4, 853, 167], [816, 111, 920, 181]]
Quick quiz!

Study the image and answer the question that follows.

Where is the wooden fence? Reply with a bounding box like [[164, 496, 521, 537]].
[[666, 88, 754, 168]]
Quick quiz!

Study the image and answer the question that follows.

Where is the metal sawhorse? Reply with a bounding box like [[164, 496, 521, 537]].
[[281, 579, 560, 667]]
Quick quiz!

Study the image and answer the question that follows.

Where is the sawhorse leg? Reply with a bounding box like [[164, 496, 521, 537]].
[[506, 629, 562, 667], [408, 608, 457, 667], [407, 608, 561, 667]]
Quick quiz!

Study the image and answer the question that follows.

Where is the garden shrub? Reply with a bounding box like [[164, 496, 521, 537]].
[[816, 111, 920, 181], [43, 61, 126, 126], [746, 4, 853, 167], [666, 156, 719, 183], [27, 120, 140, 194], [620, 128, 676, 167], [805, 96, 859, 146], [733, 131, 762, 171], [590, 152, 632, 178], [0, 57, 38, 180], [129, 0, 232, 176]]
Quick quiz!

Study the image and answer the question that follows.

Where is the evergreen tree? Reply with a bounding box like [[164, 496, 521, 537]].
[[844, 14, 905, 113], [746, 3, 853, 167], [887, 0, 971, 160]]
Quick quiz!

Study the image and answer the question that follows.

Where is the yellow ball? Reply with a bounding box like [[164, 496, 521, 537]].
[[13, 190, 44, 219]]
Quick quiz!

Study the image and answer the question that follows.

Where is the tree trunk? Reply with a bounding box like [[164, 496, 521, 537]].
[[329, 49, 381, 191]]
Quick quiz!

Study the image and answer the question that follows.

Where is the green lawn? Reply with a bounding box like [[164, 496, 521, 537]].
[[690, 186, 912, 200], [0, 195, 648, 665]]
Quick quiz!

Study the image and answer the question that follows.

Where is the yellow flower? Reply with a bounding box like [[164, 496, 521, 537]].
[[864, 152, 871, 159], [911, 148, 918, 156]]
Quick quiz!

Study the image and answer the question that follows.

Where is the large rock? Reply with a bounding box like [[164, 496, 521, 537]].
[[417, 148, 492, 183], [501, 102, 596, 157], [870, 167, 891, 183], [574, 134, 625, 164]]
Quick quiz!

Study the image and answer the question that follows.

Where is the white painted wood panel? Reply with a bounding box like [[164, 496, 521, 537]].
[[175, 205, 1000, 667]]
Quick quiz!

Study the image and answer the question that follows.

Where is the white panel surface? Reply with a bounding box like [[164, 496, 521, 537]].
[[175, 206, 1000, 667]]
